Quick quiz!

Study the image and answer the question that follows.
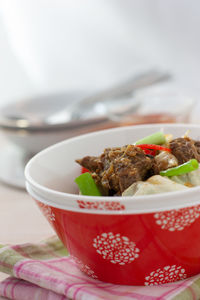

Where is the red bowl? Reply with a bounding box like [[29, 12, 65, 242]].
[[25, 124, 200, 285]]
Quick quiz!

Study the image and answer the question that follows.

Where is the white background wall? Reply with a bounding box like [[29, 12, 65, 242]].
[[0, 0, 200, 119]]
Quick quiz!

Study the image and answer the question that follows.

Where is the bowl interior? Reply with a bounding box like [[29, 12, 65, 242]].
[[25, 123, 200, 196]]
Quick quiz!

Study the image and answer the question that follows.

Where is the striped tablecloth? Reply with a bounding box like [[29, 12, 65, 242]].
[[0, 236, 200, 300]]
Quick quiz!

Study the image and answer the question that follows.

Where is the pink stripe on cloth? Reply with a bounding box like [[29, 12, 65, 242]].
[[2, 279, 13, 297], [11, 279, 23, 299], [15, 259, 116, 288], [14, 259, 93, 285], [187, 286, 197, 300], [156, 281, 190, 300], [0, 260, 13, 270], [71, 284, 158, 300], [11, 256, 199, 300], [11, 246, 31, 259], [2, 237, 200, 300], [11, 244, 60, 259], [0, 277, 69, 300], [158, 274, 200, 300]]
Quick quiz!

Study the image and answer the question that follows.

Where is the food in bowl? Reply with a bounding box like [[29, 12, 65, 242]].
[[75, 131, 200, 197], [25, 124, 200, 286]]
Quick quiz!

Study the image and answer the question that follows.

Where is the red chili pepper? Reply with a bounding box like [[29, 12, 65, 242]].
[[136, 144, 171, 155], [81, 167, 90, 174]]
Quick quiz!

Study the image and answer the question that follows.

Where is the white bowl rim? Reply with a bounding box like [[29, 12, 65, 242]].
[[26, 181, 200, 215], [25, 123, 200, 213]]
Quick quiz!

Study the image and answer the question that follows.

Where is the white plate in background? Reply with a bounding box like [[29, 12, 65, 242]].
[[0, 142, 31, 189]]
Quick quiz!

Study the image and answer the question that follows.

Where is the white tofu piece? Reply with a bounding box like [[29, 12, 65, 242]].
[[122, 175, 188, 196]]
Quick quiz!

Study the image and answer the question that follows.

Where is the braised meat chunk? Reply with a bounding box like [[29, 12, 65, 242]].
[[170, 137, 200, 164], [194, 141, 200, 156], [76, 145, 152, 195]]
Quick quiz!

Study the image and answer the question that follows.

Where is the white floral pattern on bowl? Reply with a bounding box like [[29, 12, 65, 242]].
[[77, 200, 125, 210], [154, 205, 200, 231], [38, 203, 55, 223], [93, 232, 140, 265], [144, 265, 187, 285]]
